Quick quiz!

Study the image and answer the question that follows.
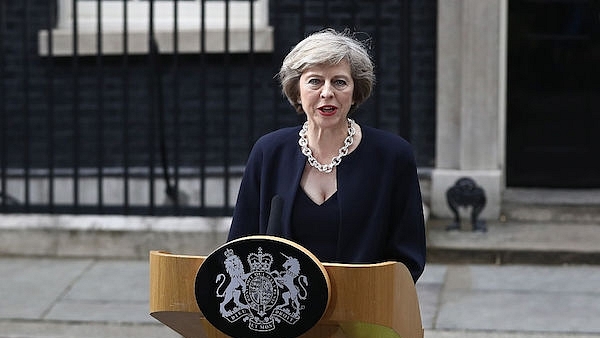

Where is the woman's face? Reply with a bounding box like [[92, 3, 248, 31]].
[[298, 61, 355, 130]]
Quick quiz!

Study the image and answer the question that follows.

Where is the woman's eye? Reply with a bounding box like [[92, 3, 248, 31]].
[[334, 79, 348, 87], [308, 78, 321, 86]]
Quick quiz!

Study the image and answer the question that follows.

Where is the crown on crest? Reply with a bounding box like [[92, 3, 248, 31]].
[[224, 248, 235, 257], [247, 247, 273, 272]]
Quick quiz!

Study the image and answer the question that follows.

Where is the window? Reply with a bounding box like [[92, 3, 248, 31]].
[[39, 0, 273, 56]]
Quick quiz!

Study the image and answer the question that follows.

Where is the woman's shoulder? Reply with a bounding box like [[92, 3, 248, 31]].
[[253, 126, 301, 151], [256, 125, 300, 143], [358, 125, 417, 168], [361, 124, 412, 149]]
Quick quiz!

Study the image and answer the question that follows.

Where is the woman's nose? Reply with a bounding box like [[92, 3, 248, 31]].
[[320, 82, 334, 98]]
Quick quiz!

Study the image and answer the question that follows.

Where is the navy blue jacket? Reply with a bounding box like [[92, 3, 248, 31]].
[[228, 125, 426, 282]]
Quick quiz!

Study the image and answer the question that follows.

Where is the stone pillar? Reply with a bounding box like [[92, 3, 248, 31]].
[[431, 0, 507, 220]]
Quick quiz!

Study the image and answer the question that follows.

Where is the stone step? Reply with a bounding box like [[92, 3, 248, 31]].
[[502, 203, 600, 223], [426, 218, 600, 265], [0, 215, 229, 259], [501, 188, 600, 223], [427, 188, 600, 265]]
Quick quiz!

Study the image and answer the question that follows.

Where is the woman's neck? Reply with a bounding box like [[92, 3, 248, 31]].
[[306, 119, 350, 160]]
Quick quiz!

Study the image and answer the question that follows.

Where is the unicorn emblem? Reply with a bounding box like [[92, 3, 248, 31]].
[[274, 253, 309, 317]]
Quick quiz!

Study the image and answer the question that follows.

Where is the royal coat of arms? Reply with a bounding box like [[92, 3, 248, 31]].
[[215, 247, 309, 332]]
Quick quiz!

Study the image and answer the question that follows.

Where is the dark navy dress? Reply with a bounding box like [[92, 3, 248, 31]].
[[290, 189, 339, 262]]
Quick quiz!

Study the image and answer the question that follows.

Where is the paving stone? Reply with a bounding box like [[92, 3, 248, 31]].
[[435, 265, 600, 333], [0, 320, 181, 338], [0, 258, 92, 319]]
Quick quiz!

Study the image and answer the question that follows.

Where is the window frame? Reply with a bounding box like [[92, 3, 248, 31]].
[[39, 0, 273, 56]]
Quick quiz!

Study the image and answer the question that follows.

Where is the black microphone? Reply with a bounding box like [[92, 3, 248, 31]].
[[266, 195, 283, 236]]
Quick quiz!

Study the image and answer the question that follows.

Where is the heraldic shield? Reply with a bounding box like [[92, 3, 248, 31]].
[[195, 235, 331, 338]]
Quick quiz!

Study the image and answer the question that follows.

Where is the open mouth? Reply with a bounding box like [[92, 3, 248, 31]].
[[318, 105, 337, 116]]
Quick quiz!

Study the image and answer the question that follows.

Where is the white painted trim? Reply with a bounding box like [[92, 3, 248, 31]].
[[39, 27, 274, 55], [0, 214, 232, 232], [38, 0, 273, 55], [60, 0, 268, 30]]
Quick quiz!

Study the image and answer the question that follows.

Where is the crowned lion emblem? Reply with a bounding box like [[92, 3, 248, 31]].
[[215, 249, 249, 316], [214, 247, 310, 332]]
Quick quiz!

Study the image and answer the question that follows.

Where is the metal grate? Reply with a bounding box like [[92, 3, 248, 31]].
[[0, 0, 413, 216]]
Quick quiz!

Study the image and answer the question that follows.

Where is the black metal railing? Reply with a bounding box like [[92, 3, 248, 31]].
[[0, 0, 414, 216]]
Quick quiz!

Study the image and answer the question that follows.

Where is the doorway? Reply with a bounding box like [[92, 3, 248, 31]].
[[507, 0, 600, 187]]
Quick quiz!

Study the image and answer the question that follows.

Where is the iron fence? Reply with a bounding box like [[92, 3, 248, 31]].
[[0, 0, 414, 216]]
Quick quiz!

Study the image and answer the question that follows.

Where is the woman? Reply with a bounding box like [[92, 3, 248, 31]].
[[228, 28, 426, 282]]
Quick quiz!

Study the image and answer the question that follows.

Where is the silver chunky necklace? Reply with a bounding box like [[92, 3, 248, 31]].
[[298, 118, 356, 173]]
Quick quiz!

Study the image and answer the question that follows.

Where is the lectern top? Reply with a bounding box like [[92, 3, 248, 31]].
[[195, 235, 331, 338]]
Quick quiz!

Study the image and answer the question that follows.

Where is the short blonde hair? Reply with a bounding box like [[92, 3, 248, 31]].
[[278, 28, 375, 114]]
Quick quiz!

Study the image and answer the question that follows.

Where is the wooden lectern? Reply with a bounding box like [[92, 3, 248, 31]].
[[150, 250, 424, 338]]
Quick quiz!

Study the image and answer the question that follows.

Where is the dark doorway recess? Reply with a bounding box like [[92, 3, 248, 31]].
[[507, 0, 600, 187]]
